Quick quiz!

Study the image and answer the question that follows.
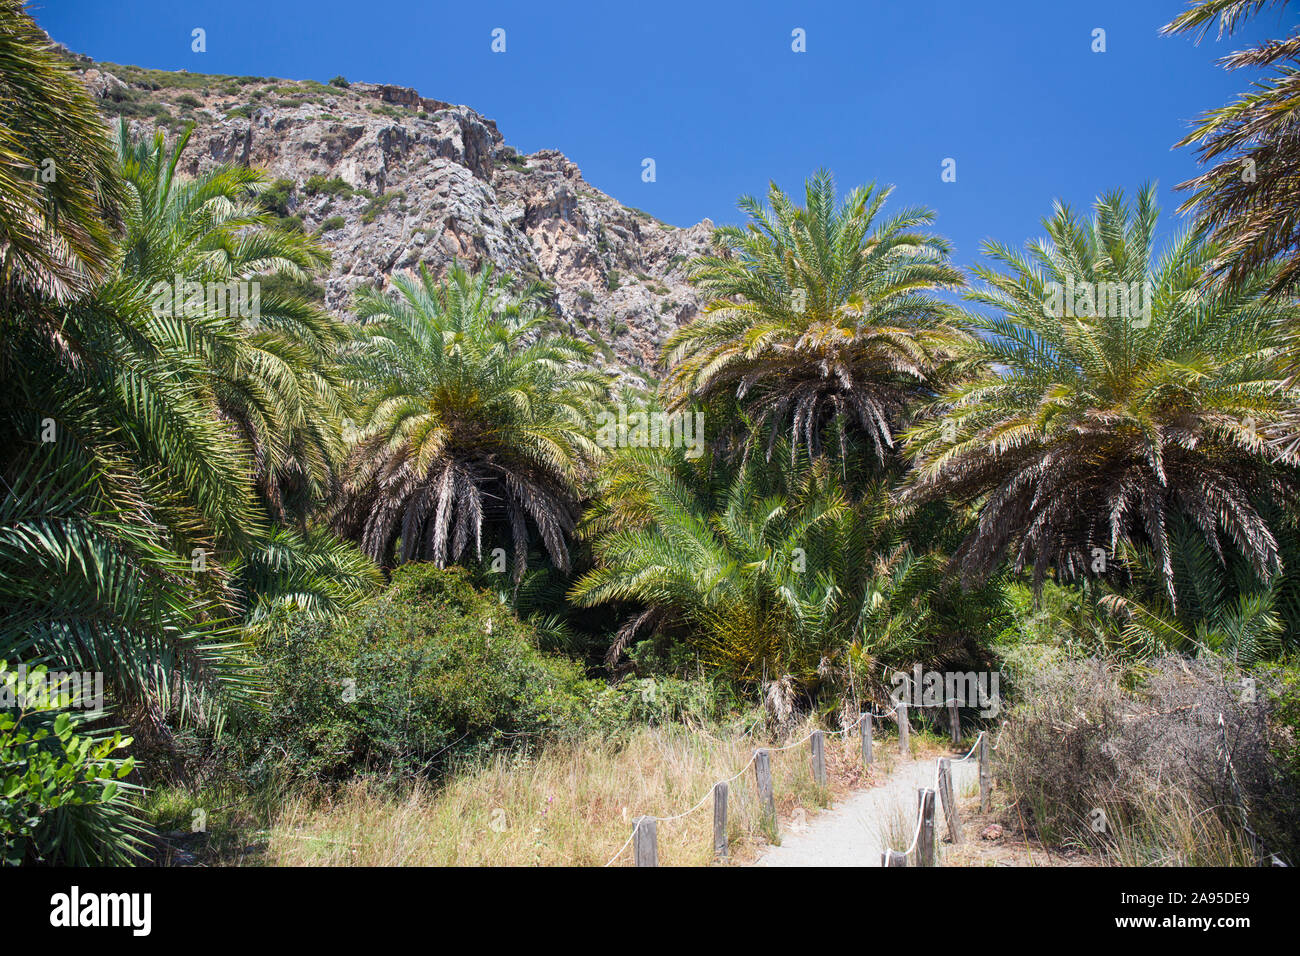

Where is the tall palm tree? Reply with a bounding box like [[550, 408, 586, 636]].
[[0, 1, 122, 307], [0, 17, 371, 864], [336, 263, 606, 578], [1, 124, 367, 729], [1163, 0, 1300, 297], [114, 124, 347, 526], [662, 169, 968, 465], [904, 185, 1300, 606]]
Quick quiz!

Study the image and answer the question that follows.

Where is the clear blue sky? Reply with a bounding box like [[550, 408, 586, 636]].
[[32, 0, 1291, 273]]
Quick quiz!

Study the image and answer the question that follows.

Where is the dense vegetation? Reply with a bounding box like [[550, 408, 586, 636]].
[[3, 0, 1299, 866]]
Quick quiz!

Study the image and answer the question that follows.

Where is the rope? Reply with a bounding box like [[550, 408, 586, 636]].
[[949, 730, 985, 763], [602, 748, 763, 866], [1218, 711, 1267, 864], [869, 697, 976, 719], [603, 718, 859, 865], [655, 750, 761, 823], [766, 728, 822, 752], [901, 783, 929, 858], [893, 732, 986, 863], [603, 820, 641, 867], [606, 718, 992, 866]]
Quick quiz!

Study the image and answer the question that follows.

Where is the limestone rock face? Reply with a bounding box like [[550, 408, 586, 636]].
[[83, 68, 714, 377]]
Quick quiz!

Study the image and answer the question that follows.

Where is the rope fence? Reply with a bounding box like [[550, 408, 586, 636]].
[[605, 697, 1002, 867]]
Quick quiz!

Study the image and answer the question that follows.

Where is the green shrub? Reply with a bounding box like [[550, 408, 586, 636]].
[[175, 93, 202, 109], [317, 215, 345, 233], [304, 174, 353, 198], [96, 62, 233, 92], [1262, 661, 1300, 783], [96, 86, 172, 123], [495, 149, 527, 171], [259, 178, 296, 217], [329, 75, 349, 88], [0, 663, 147, 865], [226, 566, 605, 785]]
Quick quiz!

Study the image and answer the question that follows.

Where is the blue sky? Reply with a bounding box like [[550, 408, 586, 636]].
[[33, 0, 1290, 274]]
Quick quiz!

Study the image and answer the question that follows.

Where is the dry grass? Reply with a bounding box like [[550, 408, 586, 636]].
[[1103, 794, 1260, 867], [245, 718, 894, 866], [875, 801, 914, 856]]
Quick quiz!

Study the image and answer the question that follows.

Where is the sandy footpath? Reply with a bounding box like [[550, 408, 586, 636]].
[[755, 755, 977, 867]]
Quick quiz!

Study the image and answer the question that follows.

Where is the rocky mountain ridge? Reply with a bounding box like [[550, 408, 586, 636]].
[[74, 58, 716, 377]]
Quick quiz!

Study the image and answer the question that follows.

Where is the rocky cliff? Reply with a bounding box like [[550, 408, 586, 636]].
[[76, 59, 715, 377]]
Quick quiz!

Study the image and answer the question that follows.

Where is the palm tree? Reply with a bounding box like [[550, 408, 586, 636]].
[[0, 1, 122, 307], [113, 124, 347, 525], [336, 263, 606, 578], [1096, 516, 1298, 664], [0, 19, 371, 864], [662, 169, 968, 465], [904, 185, 1300, 606], [233, 524, 382, 630], [1, 123, 367, 729], [1163, 0, 1300, 297], [0, 446, 259, 725], [571, 445, 1004, 701]]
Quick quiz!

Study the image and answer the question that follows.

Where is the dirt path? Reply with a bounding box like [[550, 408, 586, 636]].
[[755, 755, 977, 867]]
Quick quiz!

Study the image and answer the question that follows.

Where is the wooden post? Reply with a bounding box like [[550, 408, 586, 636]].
[[883, 849, 907, 867], [897, 701, 910, 757], [712, 781, 728, 859], [948, 700, 960, 745], [633, 816, 658, 867], [810, 730, 826, 788], [938, 757, 962, 844], [754, 749, 776, 837], [916, 788, 936, 867], [859, 713, 873, 767], [978, 733, 991, 813]]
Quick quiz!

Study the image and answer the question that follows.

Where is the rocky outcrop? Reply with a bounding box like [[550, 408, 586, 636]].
[[80, 66, 714, 377]]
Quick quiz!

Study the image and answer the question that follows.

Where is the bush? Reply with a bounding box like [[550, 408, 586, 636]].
[[0, 663, 147, 865], [226, 565, 607, 786], [317, 215, 345, 233], [96, 87, 172, 123], [997, 655, 1299, 865], [329, 75, 349, 88], [258, 177, 296, 217], [304, 175, 354, 198], [1261, 661, 1300, 783]]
